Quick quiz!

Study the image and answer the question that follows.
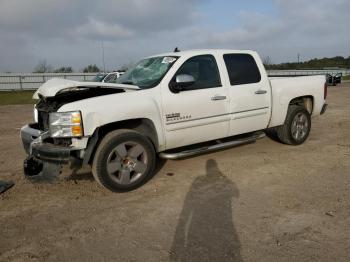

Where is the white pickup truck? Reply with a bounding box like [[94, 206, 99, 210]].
[[21, 49, 328, 191]]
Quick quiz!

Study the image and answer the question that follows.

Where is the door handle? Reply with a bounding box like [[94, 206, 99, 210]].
[[255, 90, 267, 95], [211, 95, 227, 101]]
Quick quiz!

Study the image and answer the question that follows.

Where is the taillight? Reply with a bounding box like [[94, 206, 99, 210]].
[[324, 82, 328, 100]]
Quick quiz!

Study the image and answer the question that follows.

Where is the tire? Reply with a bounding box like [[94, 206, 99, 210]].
[[276, 105, 311, 145], [92, 129, 156, 192]]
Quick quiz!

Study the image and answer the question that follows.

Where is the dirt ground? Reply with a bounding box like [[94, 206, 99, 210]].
[[1, 84, 350, 262]]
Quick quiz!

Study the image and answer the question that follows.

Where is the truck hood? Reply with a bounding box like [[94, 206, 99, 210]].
[[33, 78, 140, 99]]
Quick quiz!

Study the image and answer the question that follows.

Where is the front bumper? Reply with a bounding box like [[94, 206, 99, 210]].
[[20, 124, 71, 164]]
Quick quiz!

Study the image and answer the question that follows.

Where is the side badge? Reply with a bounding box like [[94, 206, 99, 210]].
[[166, 113, 191, 122]]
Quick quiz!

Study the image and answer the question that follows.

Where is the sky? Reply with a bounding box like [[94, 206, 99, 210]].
[[0, 0, 349, 72]]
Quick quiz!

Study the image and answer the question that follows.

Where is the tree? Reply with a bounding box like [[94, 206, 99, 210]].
[[33, 60, 54, 73], [83, 64, 100, 73], [54, 66, 73, 73], [262, 56, 272, 66], [265, 56, 350, 70]]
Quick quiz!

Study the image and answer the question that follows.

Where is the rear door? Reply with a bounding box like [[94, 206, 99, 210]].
[[222, 53, 271, 135]]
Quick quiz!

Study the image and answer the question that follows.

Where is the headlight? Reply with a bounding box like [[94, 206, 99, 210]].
[[49, 111, 83, 138]]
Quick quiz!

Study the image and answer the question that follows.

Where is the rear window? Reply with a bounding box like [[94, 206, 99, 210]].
[[223, 54, 261, 85]]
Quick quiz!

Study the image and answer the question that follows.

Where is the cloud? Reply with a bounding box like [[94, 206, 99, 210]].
[[195, 0, 350, 62], [0, 0, 89, 37], [73, 19, 134, 40], [0, 0, 349, 72], [0, 0, 199, 39], [0, 0, 200, 71]]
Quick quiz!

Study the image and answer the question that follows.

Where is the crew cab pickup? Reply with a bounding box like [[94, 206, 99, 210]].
[[21, 49, 328, 191]]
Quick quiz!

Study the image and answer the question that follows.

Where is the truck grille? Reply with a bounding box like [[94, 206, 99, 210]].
[[37, 110, 50, 131]]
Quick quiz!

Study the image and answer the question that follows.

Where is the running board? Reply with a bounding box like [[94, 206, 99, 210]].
[[159, 132, 266, 160]]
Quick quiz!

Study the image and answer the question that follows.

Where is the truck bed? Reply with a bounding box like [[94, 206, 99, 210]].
[[268, 75, 326, 128]]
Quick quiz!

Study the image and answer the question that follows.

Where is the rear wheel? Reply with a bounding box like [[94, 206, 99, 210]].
[[92, 129, 156, 192], [276, 105, 311, 145]]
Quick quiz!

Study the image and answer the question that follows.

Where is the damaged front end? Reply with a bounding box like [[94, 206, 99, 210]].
[[21, 95, 86, 178], [21, 78, 137, 179], [21, 123, 77, 179], [21, 124, 71, 163], [21, 79, 131, 177]]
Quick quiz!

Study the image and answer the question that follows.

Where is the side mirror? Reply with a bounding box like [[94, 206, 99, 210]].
[[169, 74, 195, 93]]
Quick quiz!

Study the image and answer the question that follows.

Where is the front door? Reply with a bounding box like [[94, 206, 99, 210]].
[[161, 55, 230, 150]]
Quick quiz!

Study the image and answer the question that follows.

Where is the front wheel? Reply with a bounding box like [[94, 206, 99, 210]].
[[92, 129, 156, 192], [276, 105, 311, 145]]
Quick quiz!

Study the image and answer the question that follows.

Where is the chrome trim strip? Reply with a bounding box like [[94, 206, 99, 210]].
[[166, 116, 231, 131], [234, 111, 267, 120], [165, 107, 269, 125]]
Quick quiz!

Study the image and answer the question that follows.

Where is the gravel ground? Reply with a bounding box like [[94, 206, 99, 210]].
[[0, 84, 350, 262]]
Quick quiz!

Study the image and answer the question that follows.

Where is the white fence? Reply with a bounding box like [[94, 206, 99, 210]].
[[0, 70, 349, 91], [267, 69, 350, 77], [0, 73, 96, 91]]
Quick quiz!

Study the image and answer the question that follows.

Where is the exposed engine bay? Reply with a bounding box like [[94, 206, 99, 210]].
[[35, 87, 125, 131], [36, 87, 125, 112]]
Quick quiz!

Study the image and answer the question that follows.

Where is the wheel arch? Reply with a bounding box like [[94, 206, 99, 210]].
[[269, 95, 314, 128], [83, 118, 159, 165], [279, 96, 314, 125], [288, 95, 314, 114]]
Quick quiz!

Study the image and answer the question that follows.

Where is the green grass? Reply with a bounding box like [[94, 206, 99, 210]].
[[0, 91, 36, 105], [343, 75, 350, 81]]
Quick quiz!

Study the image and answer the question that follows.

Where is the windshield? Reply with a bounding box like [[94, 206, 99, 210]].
[[115, 56, 178, 88]]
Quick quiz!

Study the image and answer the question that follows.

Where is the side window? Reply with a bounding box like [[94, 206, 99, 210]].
[[223, 54, 261, 85], [172, 55, 221, 90]]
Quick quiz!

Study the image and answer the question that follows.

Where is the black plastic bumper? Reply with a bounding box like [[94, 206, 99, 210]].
[[31, 142, 71, 163], [20, 124, 71, 164], [320, 103, 328, 115]]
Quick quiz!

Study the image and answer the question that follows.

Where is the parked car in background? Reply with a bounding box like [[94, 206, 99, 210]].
[[92, 73, 108, 82], [326, 73, 342, 86], [103, 71, 125, 83], [92, 71, 125, 83], [334, 73, 342, 85]]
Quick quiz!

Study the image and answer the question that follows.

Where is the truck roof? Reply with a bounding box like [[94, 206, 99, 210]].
[[147, 49, 258, 58]]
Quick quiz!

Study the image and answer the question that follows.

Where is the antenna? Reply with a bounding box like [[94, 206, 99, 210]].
[[174, 47, 180, 53]]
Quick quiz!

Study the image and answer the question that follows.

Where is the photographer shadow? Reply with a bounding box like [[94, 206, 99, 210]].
[[170, 159, 243, 262]]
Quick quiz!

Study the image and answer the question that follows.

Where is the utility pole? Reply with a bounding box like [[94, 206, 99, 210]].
[[297, 53, 300, 69], [101, 40, 106, 73]]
